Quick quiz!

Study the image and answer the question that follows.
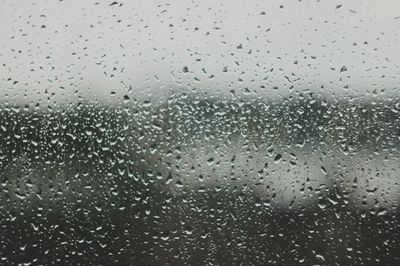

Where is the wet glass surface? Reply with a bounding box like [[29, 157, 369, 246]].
[[1, 0, 400, 265]]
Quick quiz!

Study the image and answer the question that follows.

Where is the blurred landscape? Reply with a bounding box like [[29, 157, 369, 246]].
[[0, 92, 399, 264], [1, 0, 400, 264]]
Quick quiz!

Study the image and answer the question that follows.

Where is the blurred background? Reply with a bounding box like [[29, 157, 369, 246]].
[[0, 0, 400, 265]]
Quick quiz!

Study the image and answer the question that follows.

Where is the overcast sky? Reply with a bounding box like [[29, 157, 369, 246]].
[[1, 0, 399, 106]]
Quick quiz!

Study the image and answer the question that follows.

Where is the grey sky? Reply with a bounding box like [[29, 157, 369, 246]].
[[1, 0, 399, 105]]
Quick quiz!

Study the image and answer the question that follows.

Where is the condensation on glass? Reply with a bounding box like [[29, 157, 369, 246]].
[[0, 0, 400, 264]]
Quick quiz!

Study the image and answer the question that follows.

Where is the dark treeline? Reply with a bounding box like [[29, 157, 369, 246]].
[[0, 93, 399, 264]]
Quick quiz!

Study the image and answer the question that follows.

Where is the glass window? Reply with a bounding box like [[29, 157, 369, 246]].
[[1, 0, 400, 264]]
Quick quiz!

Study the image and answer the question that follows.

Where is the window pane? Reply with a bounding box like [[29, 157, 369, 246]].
[[1, 0, 399, 264]]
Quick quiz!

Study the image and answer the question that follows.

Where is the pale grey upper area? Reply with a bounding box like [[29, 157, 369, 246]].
[[0, 0, 399, 105]]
